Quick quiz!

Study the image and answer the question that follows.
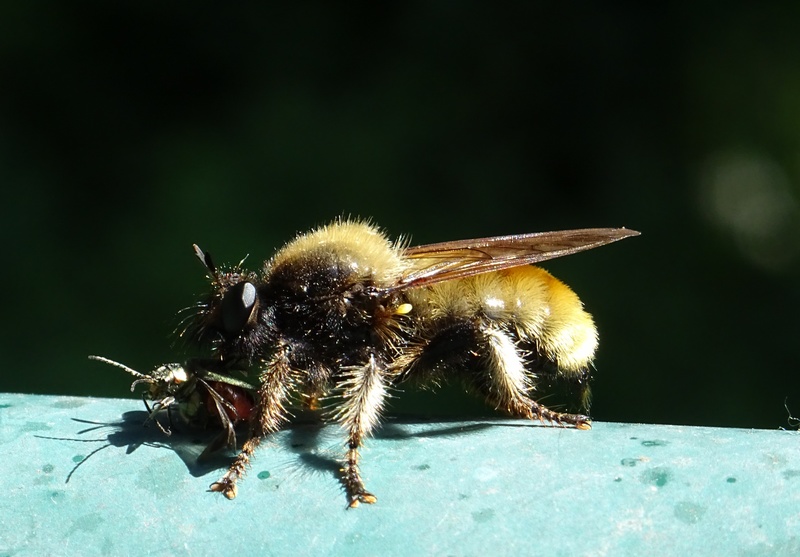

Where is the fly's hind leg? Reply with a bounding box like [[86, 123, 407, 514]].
[[210, 350, 293, 499], [335, 354, 388, 507], [400, 319, 590, 430], [479, 325, 591, 429]]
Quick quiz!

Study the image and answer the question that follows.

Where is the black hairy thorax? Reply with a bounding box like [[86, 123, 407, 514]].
[[263, 248, 393, 373]]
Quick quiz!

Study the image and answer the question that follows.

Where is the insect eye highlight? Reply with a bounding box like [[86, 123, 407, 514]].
[[221, 281, 257, 334]]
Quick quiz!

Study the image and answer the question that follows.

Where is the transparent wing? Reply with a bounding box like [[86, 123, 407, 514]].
[[388, 228, 639, 291]]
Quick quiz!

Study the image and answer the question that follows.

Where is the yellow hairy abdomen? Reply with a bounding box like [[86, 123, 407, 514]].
[[407, 266, 597, 374]]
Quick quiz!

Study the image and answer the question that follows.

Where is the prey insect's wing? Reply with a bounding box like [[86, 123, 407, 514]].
[[392, 228, 639, 291], [197, 380, 238, 459]]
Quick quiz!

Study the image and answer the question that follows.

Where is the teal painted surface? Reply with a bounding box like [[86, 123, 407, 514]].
[[2, 393, 799, 556]]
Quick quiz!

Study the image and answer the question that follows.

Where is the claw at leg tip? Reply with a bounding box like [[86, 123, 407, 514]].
[[210, 481, 238, 499], [348, 493, 377, 508]]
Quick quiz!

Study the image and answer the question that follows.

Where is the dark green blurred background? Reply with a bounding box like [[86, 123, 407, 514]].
[[2, 3, 799, 429]]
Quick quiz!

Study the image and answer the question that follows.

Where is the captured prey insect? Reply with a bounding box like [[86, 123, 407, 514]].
[[180, 219, 639, 506], [89, 355, 256, 458]]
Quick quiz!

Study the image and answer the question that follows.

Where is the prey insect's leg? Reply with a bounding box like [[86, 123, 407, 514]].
[[143, 395, 175, 435], [210, 352, 293, 499], [335, 354, 388, 508], [480, 326, 591, 429]]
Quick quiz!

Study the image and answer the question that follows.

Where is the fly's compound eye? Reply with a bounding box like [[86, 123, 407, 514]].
[[221, 281, 257, 334]]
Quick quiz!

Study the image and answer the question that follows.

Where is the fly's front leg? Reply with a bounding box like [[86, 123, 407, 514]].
[[210, 350, 293, 499], [335, 354, 388, 508]]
